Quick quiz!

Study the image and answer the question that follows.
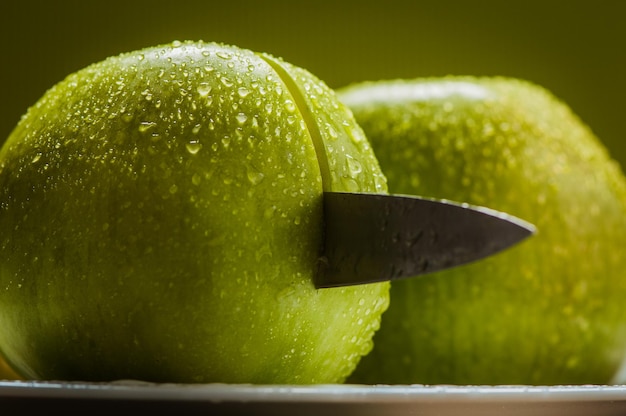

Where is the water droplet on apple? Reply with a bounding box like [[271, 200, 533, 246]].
[[345, 154, 362, 177], [220, 77, 233, 88], [327, 124, 338, 139], [197, 83, 212, 97], [341, 177, 360, 192], [285, 100, 296, 113], [246, 164, 264, 185], [138, 121, 157, 133], [191, 173, 202, 185], [236, 113, 248, 125], [186, 141, 203, 155], [348, 129, 365, 145], [31, 153, 42, 164], [237, 87, 250, 98], [216, 51, 232, 60], [374, 174, 387, 193]]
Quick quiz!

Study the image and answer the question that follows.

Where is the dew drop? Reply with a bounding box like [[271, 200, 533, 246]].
[[142, 89, 153, 101], [236, 113, 248, 125], [327, 124, 338, 139], [139, 121, 157, 133], [345, 154, 363, 177], [186, 141, 203, 155], [192, 173, 202, 185], [285, 99, 296, 113], [349, 128, 365, 144], [197, 83, 212, 97], [222, 136, 231, 148], [341, 177, 360, 192], [221, 77, 234, 87], [246, 164, 265, 185], [237, 87, 250, 98], [374, 174, 387, 193], [216, 51, 232, 60], [31, 153, 42, 164]]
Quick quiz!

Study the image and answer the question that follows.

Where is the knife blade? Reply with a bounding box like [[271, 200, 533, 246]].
[[315, 192, 536, 288]]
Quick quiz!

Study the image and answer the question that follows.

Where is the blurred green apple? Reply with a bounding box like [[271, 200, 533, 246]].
[[0, 41, 389, 383], [338, 77, 626, 385], [0, 356, 21, 380]]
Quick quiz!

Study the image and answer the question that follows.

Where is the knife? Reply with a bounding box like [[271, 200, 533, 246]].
[[316, 192, 536, 288]]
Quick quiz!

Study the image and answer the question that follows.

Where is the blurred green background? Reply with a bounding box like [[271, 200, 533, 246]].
[[2, 0, 625, 166]]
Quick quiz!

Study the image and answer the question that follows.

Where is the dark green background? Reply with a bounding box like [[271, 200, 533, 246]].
[[2, 1, 625, 166]]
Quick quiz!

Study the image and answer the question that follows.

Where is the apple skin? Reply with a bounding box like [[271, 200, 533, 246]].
[[0, 356, 21, 380], [0, 41, 389, 384], [338, 77, 626, 385]]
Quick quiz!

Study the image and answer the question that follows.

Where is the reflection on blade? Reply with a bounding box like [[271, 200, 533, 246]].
[[316, 192, 536, 288]]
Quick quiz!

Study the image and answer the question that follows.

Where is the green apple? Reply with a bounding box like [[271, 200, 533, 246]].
[[338, 77, 626, 385], [0, 41, 390, 383], [0, 356, 21, 380]]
